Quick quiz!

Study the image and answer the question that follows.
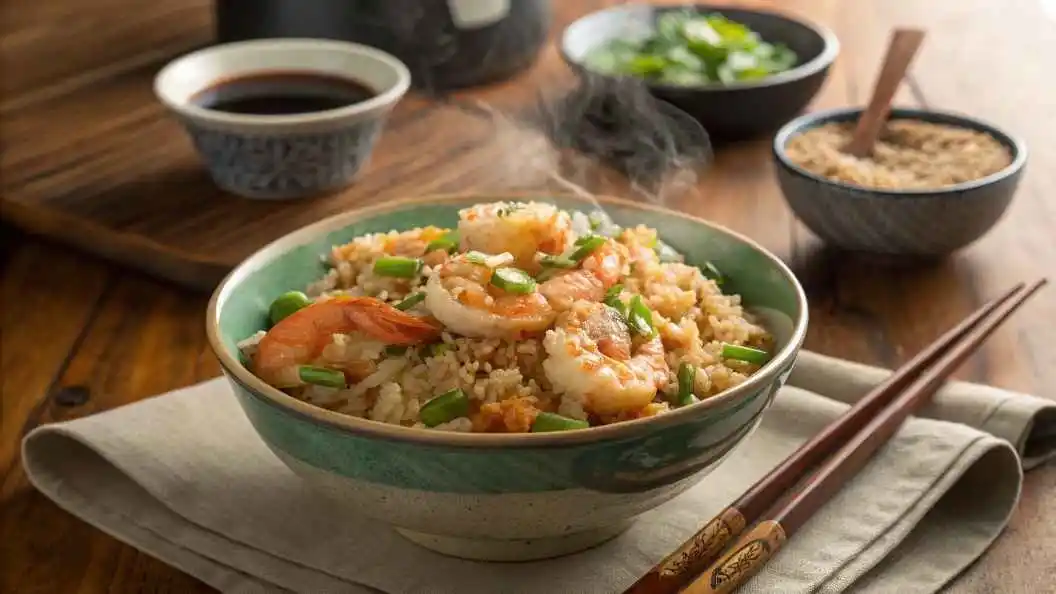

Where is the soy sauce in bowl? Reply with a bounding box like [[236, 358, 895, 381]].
[[191, 71, 377, 115]]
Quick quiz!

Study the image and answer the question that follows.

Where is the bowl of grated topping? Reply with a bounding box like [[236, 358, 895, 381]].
[[773, 106, 1028, 257]]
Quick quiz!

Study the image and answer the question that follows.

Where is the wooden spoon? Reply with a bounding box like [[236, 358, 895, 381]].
[[844, 28, 926, 158]]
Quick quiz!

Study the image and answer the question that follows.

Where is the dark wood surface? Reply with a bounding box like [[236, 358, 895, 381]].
[[2, 0, 1054, 593]]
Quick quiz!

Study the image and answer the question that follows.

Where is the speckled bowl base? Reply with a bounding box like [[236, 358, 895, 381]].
[[395, 522, 632, 562]]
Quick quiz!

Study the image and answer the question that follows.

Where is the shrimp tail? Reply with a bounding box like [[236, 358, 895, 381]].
[[337, 296, 443, 345]]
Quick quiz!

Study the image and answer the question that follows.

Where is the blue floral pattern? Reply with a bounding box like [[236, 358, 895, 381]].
[[184, 120, 383, 199]]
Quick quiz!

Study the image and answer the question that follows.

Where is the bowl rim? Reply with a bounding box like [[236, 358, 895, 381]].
[[205, 193, 809, 448], [558, 3, 841, 93], [772, 106, 1029, 196], [153, 38, 412, 128]]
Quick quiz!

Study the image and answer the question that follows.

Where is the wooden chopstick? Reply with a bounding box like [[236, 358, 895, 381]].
[[678, 278, 1047, 594], [622, 281, 1028, 594]]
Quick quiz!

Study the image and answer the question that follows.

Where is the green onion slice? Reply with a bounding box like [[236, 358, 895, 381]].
[[393, 292, 426, 311], [490, 267, 537, 294], [425, 232, 459, 254], [464, 251, 488, 265], [655, 240, 684, 263], [531, 412, 590, 432], [603, 284, 628, 317], [702, 261, 725, 285], [268, 290, 312, 326], [569, 235, 607, 261], [539, 254, 577, 269], [373, 256, 423, 278], [420, 388, 471, 427], [627, 295, 656, 337], [426, 343, 451, 357], [721, 343, 770, 365], [298, 365, 346, 388], [677, 362, 698, 407], [385, 345, 408, 356]]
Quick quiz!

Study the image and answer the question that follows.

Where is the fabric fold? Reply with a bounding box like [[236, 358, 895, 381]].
[[21, 350, 1054, 594]]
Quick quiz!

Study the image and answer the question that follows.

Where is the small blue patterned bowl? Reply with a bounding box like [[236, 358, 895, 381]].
[[773, 107, 1027, 256], [154, 38, 410, 200]]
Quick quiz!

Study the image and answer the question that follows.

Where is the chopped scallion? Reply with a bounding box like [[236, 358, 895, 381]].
[[539, 254, 577, 269], [373, 256, 423, 278], [385, 345, 408, 356], [393, 292, 426, 311], [298, 365, 346, 388], [420, 388, 470, 427], [702, 261, 725, 285], [603, 284, 627, 317], [655, 240, 684, 263], [627, 295, 656, 337], [531, 412, 590, 432], [426, 343, 451, 357], [569, 235, 607, 261], [490, 267, 537, 294], [464, 251, 488, 264], [426, 232, 459, 254], [721, 343, 770, 365]]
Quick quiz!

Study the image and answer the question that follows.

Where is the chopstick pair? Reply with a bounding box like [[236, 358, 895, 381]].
[[623, 278, 1048, 594]]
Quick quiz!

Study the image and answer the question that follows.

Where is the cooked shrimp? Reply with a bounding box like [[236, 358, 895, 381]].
[[542, 300, 670, 416], [538, 238, 628, 311], [253, 296, 441, 388], [458, 201, 573, 272], [424, 253, 556, 339]]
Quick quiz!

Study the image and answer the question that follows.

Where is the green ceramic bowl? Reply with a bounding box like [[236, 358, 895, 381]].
[[206, 194, 808, 562]]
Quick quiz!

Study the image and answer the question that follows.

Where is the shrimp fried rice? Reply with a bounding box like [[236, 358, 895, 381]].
[[239, 201, 774, 434]]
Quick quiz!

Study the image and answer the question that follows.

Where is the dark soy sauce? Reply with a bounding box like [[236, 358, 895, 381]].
[[191, 71, 377, 115]]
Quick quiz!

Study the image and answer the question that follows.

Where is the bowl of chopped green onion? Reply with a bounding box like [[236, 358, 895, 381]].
[[560, 4, 839, 140]]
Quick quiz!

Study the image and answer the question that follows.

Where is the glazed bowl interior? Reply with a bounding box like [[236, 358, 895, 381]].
[[208, 193, 808, 446], [560, 3, 839, 92], [154, 38, 411, 128]]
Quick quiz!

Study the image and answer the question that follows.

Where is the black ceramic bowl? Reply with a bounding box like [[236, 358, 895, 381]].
[[214, 0, 552, 90], [773, 107, 1028, 256], [559, 4, 839, 141]]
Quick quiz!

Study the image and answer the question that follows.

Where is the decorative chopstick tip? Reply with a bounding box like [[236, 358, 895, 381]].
[[681, 521, 787, 594]]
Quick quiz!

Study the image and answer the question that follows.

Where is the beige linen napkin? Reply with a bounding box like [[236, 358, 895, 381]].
[[22, 350, 1056, 594]]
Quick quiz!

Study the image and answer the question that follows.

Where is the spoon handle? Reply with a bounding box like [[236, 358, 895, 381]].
[[845, 28, 926, 158]]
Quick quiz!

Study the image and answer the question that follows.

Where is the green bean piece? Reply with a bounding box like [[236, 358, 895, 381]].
[[569, 235, 607, 261], [420, 388, 471, 427], [268, 290, 312, 326], [385, 345, 409, 356], [393, 292, 426, 311], [490, 267, 537, 294], [426, 232, 459, 254], [677, 362, 698, 406], [721, 343, 770, 365], [702, 261, 725, 285], [298, 365, 347, 388], [531, 412, 590, 432], [539, 254, 577, 269], [373, 256, 423, 278], [627, 295, 656, 337]]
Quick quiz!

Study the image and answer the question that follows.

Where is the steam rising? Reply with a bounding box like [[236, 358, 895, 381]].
[[469, 72, 712, 213], [384, 2, 713, 212]]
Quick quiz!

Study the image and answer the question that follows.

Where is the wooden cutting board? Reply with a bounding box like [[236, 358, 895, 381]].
[[0, 0, 858, 293], [0, 1, 631, 291]]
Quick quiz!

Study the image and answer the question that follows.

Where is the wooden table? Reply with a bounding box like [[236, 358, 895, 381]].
[[3, 0, 1053, 592]]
